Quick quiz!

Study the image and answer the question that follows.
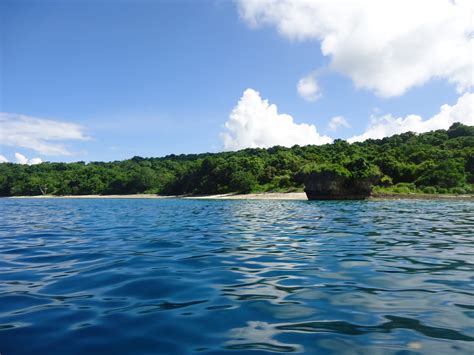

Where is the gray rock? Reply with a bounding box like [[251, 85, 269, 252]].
[[304, 171, 377, 200]]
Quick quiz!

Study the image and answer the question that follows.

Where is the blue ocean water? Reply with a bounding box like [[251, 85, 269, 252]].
[[0, 198, 473, 354]]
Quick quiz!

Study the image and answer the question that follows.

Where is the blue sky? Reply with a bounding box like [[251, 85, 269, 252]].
[[0, 0, 472, 163]]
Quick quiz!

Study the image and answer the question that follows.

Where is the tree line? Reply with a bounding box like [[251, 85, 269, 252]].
[[0, 123, 473, 196]]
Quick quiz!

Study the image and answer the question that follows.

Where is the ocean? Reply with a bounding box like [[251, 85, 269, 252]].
[[0, 198, 473, 354]]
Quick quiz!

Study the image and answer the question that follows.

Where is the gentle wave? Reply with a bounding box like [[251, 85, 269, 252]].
[[0, 198, 473, 354]]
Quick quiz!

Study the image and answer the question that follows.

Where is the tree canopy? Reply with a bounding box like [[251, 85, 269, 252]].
[[1, 123, 473, 196]]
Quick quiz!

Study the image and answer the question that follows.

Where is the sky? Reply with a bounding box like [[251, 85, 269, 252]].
[[0, 0, 473, 164]]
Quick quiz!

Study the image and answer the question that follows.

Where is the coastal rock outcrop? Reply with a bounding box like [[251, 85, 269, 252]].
[[304, 171, 378, 200], [302, 158, 380, 200]]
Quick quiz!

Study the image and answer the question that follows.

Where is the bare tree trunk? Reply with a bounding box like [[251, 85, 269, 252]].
[[39, 185, 48, 195]]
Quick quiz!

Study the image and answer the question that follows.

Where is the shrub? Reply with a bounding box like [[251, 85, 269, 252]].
[[274, 175, 292, 188], [380, 175, 393, 186], [392, 186, 411, 194], [394, 182, 416, 191], [462, 185, 474, 193], [449, 187, 466, 195], [422, 186, 437, 194], [313, 163, 351, 178]]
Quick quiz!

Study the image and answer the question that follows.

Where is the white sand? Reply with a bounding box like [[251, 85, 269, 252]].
[[7, 192, 308, 200], [184, 192, 307, 200], [7, 192, 472, 200], [8, 194, 172, 199]]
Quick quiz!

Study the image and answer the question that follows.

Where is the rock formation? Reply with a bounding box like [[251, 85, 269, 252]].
[[304, 171, 378, 200]]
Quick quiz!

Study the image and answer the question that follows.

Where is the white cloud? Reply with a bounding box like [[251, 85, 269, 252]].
[[15, 153, 29, 165], [238, 0, 473, 97], [328, 116, 350, 132], [14, 152, 42, 165], [297, 73, 321, 101], [0, 155, 8, 163], [221, 88, 332, 150], [0, 112, 90, 156], [348, 92, 474, 142], [29, 157, 43, 165]]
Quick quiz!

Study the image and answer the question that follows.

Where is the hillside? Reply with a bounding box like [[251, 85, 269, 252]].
[[1, 123, 473, 196]]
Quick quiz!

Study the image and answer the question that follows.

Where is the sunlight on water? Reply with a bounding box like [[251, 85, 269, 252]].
[[0, 199, 473, 354]]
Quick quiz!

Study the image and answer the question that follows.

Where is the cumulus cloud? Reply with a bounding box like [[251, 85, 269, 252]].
[[14, 152, 42, 165], [14, 153, 28, 165], [0, 155, 8, 163], [348, 92, 474, 142], [221, 88, 332, 150], [0, 112, 90, 156], [297, 73, 321, 101], [328, 116, 350, 132], [238, 0, 473, 97], [16, 153, 43, 165], [29, 157, 43, 165]]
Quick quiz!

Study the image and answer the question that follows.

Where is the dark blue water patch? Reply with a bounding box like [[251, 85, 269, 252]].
[[0, 198, 473, 354]]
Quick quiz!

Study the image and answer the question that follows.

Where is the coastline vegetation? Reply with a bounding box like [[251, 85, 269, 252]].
[[0, 123, 473, 197]]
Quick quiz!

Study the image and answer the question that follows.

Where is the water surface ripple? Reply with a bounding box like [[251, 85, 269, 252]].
[[0, 199, 473, 354]]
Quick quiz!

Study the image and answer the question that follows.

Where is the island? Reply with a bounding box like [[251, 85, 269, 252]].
[[0, 123, 473, 199]]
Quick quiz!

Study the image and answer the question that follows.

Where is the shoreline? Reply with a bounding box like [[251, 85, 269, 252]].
[[370, 192, 474, 200], [5, 192, 307, 200], [4, 192, 474, 201]]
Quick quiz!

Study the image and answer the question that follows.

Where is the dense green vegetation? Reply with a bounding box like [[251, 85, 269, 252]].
[[1, 123, 473, 196]]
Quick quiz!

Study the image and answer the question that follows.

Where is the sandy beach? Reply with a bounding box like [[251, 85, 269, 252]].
[[7, 192, 308, 200], [8, 194, 173, 199], [6, 192, 474, 200], [183, 192, 307, 200]]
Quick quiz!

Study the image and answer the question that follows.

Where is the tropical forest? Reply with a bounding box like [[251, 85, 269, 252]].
[[1, 123, 473, 197]]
